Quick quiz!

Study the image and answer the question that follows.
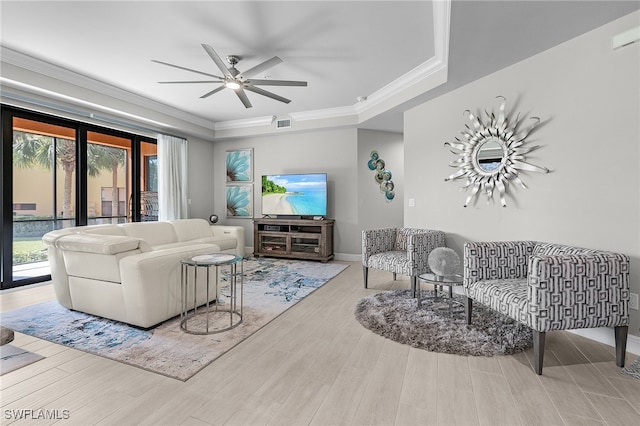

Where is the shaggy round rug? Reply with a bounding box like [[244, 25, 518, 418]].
[[355, 290, 533, 356]]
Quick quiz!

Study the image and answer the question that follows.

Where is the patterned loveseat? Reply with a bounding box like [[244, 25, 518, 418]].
[[464, 241, 630, 375], [362, 228, 446, 296]]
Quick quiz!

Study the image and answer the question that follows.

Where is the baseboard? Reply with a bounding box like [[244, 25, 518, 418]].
[[244, 250, 360, 262], [569, 328, 640, 355], [334, 253, 361, 262]]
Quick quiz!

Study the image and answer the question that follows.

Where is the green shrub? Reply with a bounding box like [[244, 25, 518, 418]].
[[13, 249, 48, 265]]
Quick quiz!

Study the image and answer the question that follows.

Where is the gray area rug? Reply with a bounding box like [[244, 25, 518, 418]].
[[355, 290, 533, 356], [621, 356, 640, 380]]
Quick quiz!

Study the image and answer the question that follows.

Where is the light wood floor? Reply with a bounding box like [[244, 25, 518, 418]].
[[1, 261, 639, 426]]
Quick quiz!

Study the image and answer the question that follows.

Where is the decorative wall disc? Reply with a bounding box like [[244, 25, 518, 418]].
[[368, 150, 395, 201], [444, 96, 549, 207]]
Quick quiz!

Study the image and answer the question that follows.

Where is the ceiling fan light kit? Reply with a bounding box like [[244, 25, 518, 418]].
[[153, 44, 307, 109]]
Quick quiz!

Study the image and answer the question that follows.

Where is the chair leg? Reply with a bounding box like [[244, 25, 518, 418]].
[[363, 266, 368, 289], [533, 331, 546, 375], [465, 297, 472, 325], [393, 272, 397, 281], [411, 275, 417, 298], [615, 326, 628, 368]]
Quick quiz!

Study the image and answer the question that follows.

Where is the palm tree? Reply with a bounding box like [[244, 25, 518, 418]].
[[87, 143, 126, 223], [13, 131, 127, 222], [13, 131, 76, 219]]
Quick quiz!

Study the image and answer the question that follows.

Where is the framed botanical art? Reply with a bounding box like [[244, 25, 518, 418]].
[[226, 148, 253, 182], [226, 184, 253, 218]]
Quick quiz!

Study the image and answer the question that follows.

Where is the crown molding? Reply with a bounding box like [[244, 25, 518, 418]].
[[0, 45, 217, 131], [213, 115, 275, 131], [212, 0, 451, 134], [290, 105, 358, 122]]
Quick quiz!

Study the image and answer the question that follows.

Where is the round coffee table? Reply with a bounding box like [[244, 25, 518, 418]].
[[417, 272, 463, 315], [180, 253, 243, 334]]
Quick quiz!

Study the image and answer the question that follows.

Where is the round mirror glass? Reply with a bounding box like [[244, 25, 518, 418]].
[[476, 138, 504, 172]]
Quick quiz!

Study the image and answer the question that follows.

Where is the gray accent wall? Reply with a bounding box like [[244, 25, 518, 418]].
[[403, 12, 639, 337], [186, 136, 216, 221], [210, 127, 404, 259], [357, 129, 404, 232]]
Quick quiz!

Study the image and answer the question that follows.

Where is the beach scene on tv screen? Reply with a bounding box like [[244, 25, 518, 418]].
[[262, 174, 327, 215]]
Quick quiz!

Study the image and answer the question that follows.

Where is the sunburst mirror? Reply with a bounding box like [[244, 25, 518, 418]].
[[444, 96, 549, 207]]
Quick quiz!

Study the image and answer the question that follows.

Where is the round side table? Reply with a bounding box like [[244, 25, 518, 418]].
[[417, 272, 463, 315], [180, 253, 243, 334]]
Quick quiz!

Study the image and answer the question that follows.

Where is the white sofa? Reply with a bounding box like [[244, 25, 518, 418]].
[[43, 219, 245, 328]]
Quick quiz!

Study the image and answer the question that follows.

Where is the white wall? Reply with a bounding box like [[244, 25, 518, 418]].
[[404, 12, 640, 337]]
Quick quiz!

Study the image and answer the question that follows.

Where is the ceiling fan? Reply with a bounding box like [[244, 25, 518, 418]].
[[152, 44, 307, 108]]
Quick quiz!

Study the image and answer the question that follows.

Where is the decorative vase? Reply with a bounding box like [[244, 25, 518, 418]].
[[428, 247, 461, 276]]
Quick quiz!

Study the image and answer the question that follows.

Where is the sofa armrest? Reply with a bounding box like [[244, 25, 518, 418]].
[[464, 241, 536, 285], [527, 252, 630, 332], [210, 225, 245, 257], [118, 243, 222, 327], [407, 230, 446, 275], [362, 228, 397, 265]]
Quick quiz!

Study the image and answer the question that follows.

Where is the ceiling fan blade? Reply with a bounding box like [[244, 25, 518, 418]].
[[244, 86, 291, 104], [238, 56, 283, 79], [200, 86, 226, 99], [151, 59, 223, 79], [158, 80, 222, 84], [234, 87, 253, 108], [201, 44, 233, 78], [245, 79, 307, 87]]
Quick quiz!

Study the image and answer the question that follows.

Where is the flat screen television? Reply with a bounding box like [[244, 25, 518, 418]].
[[261, 173, 327, 217]]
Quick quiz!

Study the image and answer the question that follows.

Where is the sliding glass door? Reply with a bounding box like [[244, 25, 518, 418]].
[[11, 117, 77, 282], [87, 131, 131, 225], [1, 106, 157, 289]]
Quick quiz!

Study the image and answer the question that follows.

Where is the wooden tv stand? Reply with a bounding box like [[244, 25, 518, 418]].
[[253, 218, 334, 262]]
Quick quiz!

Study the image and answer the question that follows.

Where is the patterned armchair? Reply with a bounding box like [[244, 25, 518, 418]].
[[464, 241, 630, 375], [362, 228, 446, 296]]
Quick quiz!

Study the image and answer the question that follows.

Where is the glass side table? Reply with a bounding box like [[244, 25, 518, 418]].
[[180, 253, 243, 334], [417, 272, 464, 315]]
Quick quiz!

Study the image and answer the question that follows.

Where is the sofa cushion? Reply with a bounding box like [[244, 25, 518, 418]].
[[533, 243, 600, 256], [368, 251, 411, 275], [393, 229, 405, 250], [169, 218, 212, 242], [56, 234, 140, 255], [80, 225, 126, 236], [192, 236, 236, 251], [151, 241, 213, 251], [395, 228, 423, 250], [121, 221, 178, 247], [464, 278, 530, 326]]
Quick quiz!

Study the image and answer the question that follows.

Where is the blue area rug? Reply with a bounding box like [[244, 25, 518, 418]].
[[1, 258, 348, 381]]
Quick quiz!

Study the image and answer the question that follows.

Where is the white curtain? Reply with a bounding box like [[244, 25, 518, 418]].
[[157, 134, 188, 221]]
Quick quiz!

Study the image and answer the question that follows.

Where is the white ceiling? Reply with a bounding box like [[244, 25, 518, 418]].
[[1, 1, 638, 134]]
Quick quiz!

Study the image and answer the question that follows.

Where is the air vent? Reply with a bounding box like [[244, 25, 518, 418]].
[[276, 118, 291, 129], [613, 26, 640, 49]]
